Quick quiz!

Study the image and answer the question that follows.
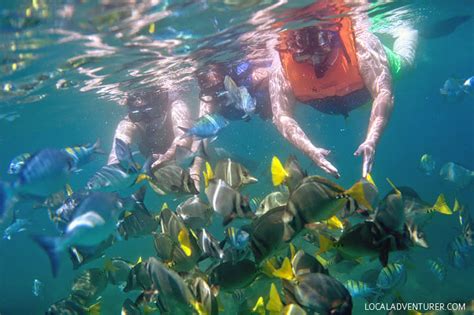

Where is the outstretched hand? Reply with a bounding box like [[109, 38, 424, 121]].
[[151, 153, 167, 170], [310, 148, 340, 179], [354, 140, 376, 178]]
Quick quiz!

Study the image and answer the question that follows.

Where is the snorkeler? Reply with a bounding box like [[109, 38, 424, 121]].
[[191, 0, 418, 179], [108, 88, 194, 174], [267, 0, 418, 178]]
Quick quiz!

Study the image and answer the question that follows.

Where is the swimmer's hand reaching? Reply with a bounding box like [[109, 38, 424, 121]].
[[309, 147, 340, 179], [354, 139, 375, 179]]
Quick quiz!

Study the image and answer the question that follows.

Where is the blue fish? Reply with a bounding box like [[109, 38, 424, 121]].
[[63, 139, 103, 168], [7, 153, 32, 175], [3, 211, 30, 240], [32, 191, 131, 276], [376, 263, 407, 291], [343, 280, 378, 299], [450, 249, 469, 269], [427, 259, 446, 281], [440, 78, 465, 102], [114, 139, 138, 173], [15, 148, 75, 197], [223, 76, 256, 119], [226, 227, 250, 250], [86, 164, 136, 192], [449, 234, 473, 254], [179, 114, 229, 139]]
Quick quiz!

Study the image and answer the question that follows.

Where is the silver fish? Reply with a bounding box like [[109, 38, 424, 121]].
[[440, 162, 473, 188], [205, 179, 254, 226]]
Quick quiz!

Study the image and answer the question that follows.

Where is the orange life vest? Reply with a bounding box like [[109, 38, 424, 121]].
[[278, 1, 364, 102]]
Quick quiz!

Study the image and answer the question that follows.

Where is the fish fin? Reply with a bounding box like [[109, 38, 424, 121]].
[[104, 258, 118, 273], [203, 162, 214, 188], [289, 242, 296, 261], [344, 180, 376, 211], [132, 185, 147, 204], [324, 216, 344, 230], [133, 174, 152, 186], [266, 283, 283, 313], [178, 228, 192, 257], [272, 257, 294, 281], [123, 211, 133, 218], [366, 173, 376, 187], [315, 254, 331, 268], [271, 156, 288, 186], [135, 256, 143, 266], [262, 259, 278, 278], [143, 305, 158, 315], [192, 300, 207, 315], [31, 235, 61, 277], [432, 194, 452, 215], [252, 296, 265, 315], [318, 234, 334, 255], [386, 178, 401, 196], [65, 184, 73, 197], [87, 301, 101, 315], [453, 198, 461, 212]]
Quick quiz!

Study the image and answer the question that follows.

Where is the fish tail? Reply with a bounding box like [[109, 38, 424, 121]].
[[0, 181, 15, 221], [133, 158, 153, 186], [324, 215, 344, 230], [203, 162, 214, 188], [266, 283, 283, 313], [318, 234, 334, 255], [271, 156, 288, 186], [178, 228, 193, 257], [272, 257, 295, 281], [344, 180, 377, 211], [31, 235, 62, 277], [87, 301, 101, 315], [432, 194, 452, 215]]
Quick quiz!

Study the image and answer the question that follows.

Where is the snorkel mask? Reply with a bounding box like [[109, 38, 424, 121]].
[[126, 91, 166, 123], [286, 25, 350, 78]]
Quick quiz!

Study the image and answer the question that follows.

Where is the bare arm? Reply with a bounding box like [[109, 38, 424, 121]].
[[353, 19, 394, 177], [107, 118, 140, 165], [151, 98, 193, 168], [189, 99, 215, 190], [270, 57, 340, 177]]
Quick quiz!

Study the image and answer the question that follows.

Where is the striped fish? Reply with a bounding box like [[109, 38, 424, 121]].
[[213, 158, 257, 189], [86, 164, 137, 192], [63, 139, 103, 168], [427, 259, 447, 281], [7, 153, 31, 175], [343, 280, 377, 299], [376, 263, 407, 291], [449, 234, 473, 254]]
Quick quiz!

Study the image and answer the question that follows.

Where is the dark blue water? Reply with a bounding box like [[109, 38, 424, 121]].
[[0, 0, 473, 314]]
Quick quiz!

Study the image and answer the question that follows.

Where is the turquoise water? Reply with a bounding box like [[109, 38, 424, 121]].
[[0, 1, 473, 314]]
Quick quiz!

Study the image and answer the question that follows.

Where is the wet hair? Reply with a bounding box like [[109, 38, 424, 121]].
[[126, 88, 168, 108], [197, 63, 226, 96]]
